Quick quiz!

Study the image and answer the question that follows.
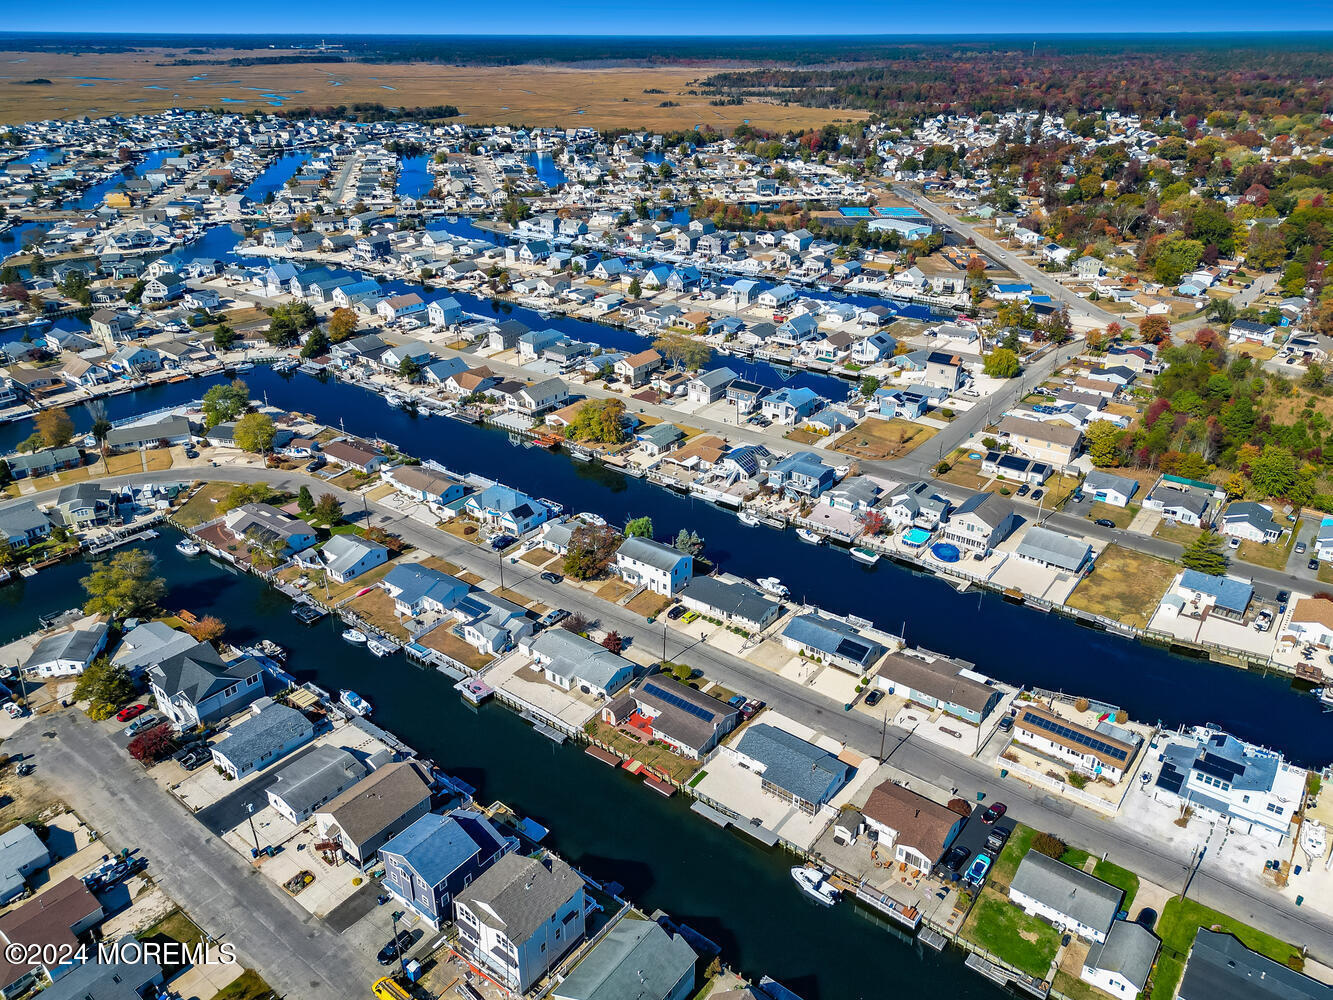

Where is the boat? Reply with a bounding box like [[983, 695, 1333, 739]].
[[796, 528, 825, 545], [175, 539, 201, 556], [1317, 687, 1333, 710], [233, 361, 254, 372], [737, 511, 761, 527], [790, 866, 840, 906], [383, 392, 406, 408], [256, 639, 286, 662], [366, 638, 400, 658], [341, 629, 368, 645], [339, 689, 372, 716], [576, 512, 607, 527], [850, 546, 881, 566], [758, 577, 789, 598], [1301, 820, 1327, 862]]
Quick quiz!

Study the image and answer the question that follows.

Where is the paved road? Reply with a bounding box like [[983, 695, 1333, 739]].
[[6, 711, 377, 1000], [27, 465, 1332, 961]]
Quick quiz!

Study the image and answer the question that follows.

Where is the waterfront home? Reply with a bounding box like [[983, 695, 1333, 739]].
[[861, 781, 965, 874], [0, 877, 103, 998], [603, 675, 738, 759], [1318, 517, 1333, 562], [614, 536, 693, 595], [1081, 469, 1138, 507], [451, 591, 533, 654], [1172, 569, 1253, 622], [1012, 704, 1141, 782], [677, 576, 781, 632], [321, 440, 384, 474], [512, 378, 570, 416], [1080, 919, 1160, 998], [884, 480, 950, 529], [1009, 852, 1120, 943], [636, 422, 685, 456], [464, 484, 549, 535], [1177, 929, 1323, 1000], [423, 358, 470, 385], [686, 368, 737, 404], [314, 761, 433, 867], [104, 415, 192, 451], [614, 349, 662, 387], [377, 294, 427, 323], [108, 344, 162, 376], [1014, 525, 1093, 574], [875, 386, 937, 420], [552, 918, 698, 1000], [382, 564, 469, 618], [210, 699, 315, 780], [730, 723, 854, 815], [1220, 501, 1283, 544], [265, 745, 368, 824], [315, 534, 389, 584], [379, 810, 513, 930], [1281, 597, 1333, 648], [49, 483, 119, 529], [332, 334, 388, 367], [1153, 726, 1306, 845], [0, 826, 49, 906], [111, 621, 199, 677], [147, 642, 264, 729], [222, 503, 317, 556], [382, 465, 468, 509], [873, 650, 1001, 726], [521, 629, 639, 699], [454, 852, 587, 994], [766, 451, 835, 499], [781, 613, 886, 674], [939, 492, 1018, 556], [142, 272, 185, 303], [5, 447, 82, 481], [427, 296, 463, 328], [760, 386, 822, 425], [0, 501, 51, 550], [851, 331, 898, 364], [23, 620, 108, 678], [919, 352, 964, 392], [995, 416, 1082, 468], [519, 329, 566, 361], [89, 309, 136, 347], [58, 356, 112, 390], [379, 341, 434, 372]]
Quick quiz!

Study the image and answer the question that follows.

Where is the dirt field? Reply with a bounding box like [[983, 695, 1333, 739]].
[[0, 50, 862, 130], [831, 419, 937, 461], [1065, 545, 1177, 628]]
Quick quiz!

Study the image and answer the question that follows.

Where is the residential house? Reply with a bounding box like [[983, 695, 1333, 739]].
[[0, 877, 103, 998], [512, 378, 569, 415], [874, 650, 1002, 726], [614, 349, 662, 387], [1012, 705, 1141, 783], [322, 440, 384, 474], [551, 919, 697, 1000], [36, 934, 164, 1000], [464, 485, 549, 536], [23, 621, 108, 678], [686, 368, 737, 404], [379, 810, 513, 930], [382, 466, 468, 509], [602, 676, 738, 759], [996, 416, 1082, 468], [885, 480, 950, 529], [981, 451, 1051, 486], [0, 826, 50, 905], [222, 503, 317, 555], [939, 492, 1018, 555], [1281, 597, 1333, 648], [1014, 525, 1093, 574], [0, 501, 51, 550], [677, 576, 781, 632], [614, 536, 693, 595], [521, 629, 639, 699], [766, 451, 836, 499], [49, 483, 117, 529], [265, 745, 369, 824], [1082, 470, 1139, 508], [210, 699, 315, 779], [1176, 929, 1326, 1000], [314, 760, 433, 867], [760, 386, 822, 425], [851, 331, 898, 364], [1080, 920, 1160, 998], [861, 781, 965, 874], [147, 642, 264, 729], [1220, 502, 1283, 544], [6, 447, 82, 481], [781, 613, 886, 674], [381, 564, 469, 618], [730, 723, 854, 814], [317, 534, 389, 584], [1009, 852, 1121, 943]]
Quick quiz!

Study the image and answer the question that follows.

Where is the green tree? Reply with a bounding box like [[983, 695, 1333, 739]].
[[399, 357, 422, 382], [652, 331, 711, 370], [202, 379, 249, 428], [859, 375, 880, 397], [1084, 421, 1124, 468], [628, 277, 642, 299], [1249, 447, 1298, 499], [1181, 532, 1229, 576], [81, 549, 166, 619], [297, 486, 315, 515], [983, 347, 1020, 379], [212, 322, 237, 352], [565, 398, 628, 444], [300, 329, 329, 359], [234, 412, 276, 454], [312, 493, 342, 525], [72, 656, 137, 719], [624, 516, 654, 538], [124, 278, 146, 304], [673, 529, 704, 557]]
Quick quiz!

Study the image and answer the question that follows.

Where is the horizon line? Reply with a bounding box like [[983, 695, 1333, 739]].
[[3, 29, 1333, 38]]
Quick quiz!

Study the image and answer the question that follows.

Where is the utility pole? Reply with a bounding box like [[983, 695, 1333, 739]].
[[246, 802, 261, 853], [878, 706, 889, 758]]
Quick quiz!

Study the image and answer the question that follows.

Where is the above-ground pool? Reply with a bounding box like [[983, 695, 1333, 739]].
[[931, 542, 961, 562], [903, 527, 932, 547]]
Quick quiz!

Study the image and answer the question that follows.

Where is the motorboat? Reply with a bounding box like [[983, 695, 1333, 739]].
[[737, 511, 761, 527], [383, 392, 406, 409], [255, 639, 286, 662], [575, 512, 607, 527], [339, 689, 372, 716], [175, 539, 201, 556], [758, 577, 789, 598], [366, 638, 401, 658], [850, 546, 881, 566], [791, 866, 840, 906], [341, 629, 368, 645], [796, 528, 825, 545], [1301, 820, 1327, 862], [1316, 687, 1333, 711]]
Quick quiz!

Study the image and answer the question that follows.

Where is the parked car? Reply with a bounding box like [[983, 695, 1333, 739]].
[[667, 605, 688, 620], [538, 608, 569, 629], [305, 457, 325, 472], [981, 802, 1007, 824], [1310, 558, 1321, 571], [1277, 590, 1290, 614], [1296, 542, 1307, 555], [1228, 536, 1241, 549], [15, 762, 34, 777], [1093, 518, 1116, 528], [740, 699, 765, 720], [123, 714, 158, 737], [1030, 489, 1044, 501], [376, 930, 414, 966], [985, 827, 1011, 853], [539, 571, 563, 584], [966, 854, 993, 885], [865, 689, 884, 706], [1016, 484, 1030, 497], [179, 749, 211, 771], [489, 535, 515, 551], [942, 846, 969, 873], [998, 716, 1013, 732], [116, 704, 147, 723]]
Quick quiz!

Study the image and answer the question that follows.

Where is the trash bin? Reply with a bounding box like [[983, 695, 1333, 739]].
[[1000, 769, 1009, 779]]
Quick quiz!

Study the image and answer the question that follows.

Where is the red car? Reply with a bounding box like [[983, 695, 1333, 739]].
[[116, 704, 147, 723], [981, 802, 1007, 824]]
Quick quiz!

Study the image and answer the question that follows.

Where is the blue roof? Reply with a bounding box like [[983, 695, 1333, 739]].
[[471, 484, 537, 515], [764, 386, 820, 408], [383, 564, 467, 609], [735, 724, 853, 806], [781, 612, 886, 668], [379, 810, 508, 888], [1179, 570, 1253, 613]]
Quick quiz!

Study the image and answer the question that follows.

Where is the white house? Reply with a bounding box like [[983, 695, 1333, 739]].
[[614, 536, 693, 595], [1008, 852, 1121, 943]]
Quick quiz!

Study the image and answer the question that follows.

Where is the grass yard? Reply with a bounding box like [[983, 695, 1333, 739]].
[[172, 481, 236, 527], [1084, 501, 1138, 529], [1092, 859, 1139, 911], [1235, 538, 1292, 571], [210, 969, 273, 1000], [962, 887, 1061, 978], [1053, 970, 1109, 1000], [139, 908, 204, 947], [989, 824, 1037, 889], [98, 449, 174, 476], [1148, 954, 1185, 1000], [1153, 520, 1204, 546], [418, 626, 493, 670], [783, 428, 825, 446], [595, 578, 635, 603], [590, 720, 701, 784], [1157, 896, 1303, 969], [831, 418, 937, 461], [939, 454, 992, 491], [1065, 545, 1177, 629]]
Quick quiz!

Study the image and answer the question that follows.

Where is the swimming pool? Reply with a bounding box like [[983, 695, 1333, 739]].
[[903, 527, 932, 547], [931, 543, 961, 563]]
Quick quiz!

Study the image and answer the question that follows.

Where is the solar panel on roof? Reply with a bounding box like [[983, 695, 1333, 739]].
[[643, 681, 716, 723], [1195, 752, 1244, 782], [834, 638, 872, 662], [1019, 710, 1129, 762]]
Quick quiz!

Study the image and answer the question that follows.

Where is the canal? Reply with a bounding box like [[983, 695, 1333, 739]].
[[5, 365, 1331, 765], [0, 535, 1001, 1000]]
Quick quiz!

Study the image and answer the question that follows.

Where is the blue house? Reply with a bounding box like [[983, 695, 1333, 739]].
[[767, 452, 836, 498], [379, 810, 514, 929], [519, 328, 567, 361], [733, 723, 855, 813], [464, 484, 549, 535], [760, 386, 822, 425]]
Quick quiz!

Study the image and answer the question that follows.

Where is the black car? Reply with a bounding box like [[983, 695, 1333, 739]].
[[1016, 484, 1030, 497], [998, 716, 1014, 732], [865, 689, 884, 706], [305, 457, 325, 472], [1030, 489, 1044, 501], [489, 535, 515, 551], [376, 930, 414, 966], [1094, 518, 1116, 528], [667, 605, 689, 620], [981, 802, 1007, 824], [985, 826, 1011, 853], [943, 846, 969, 872], [539, 571, 563, 584], [1310, 558, 1321, 572]]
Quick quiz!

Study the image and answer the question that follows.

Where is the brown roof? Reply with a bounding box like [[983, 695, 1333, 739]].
[[861, 782, 961, 863], [621, 349, 662, 368], [1290, 597, 1333, 631], [673, 435, 727, 466], [322, 441, 378, 468], [876, 651, 996, 715], [1013, 705, 1136, 769], [387, 466, 462, 497], [451, 372, 494, 392], [996, 416, 1082, 447], [318, 761, 430, 849], [0, 876, 101, 987]]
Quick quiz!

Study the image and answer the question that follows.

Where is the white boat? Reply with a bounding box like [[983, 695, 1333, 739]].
[[383, 392, 406, 408], [232, 361, 254, 372], [339, 689, 372, 716], [850, 546, 881, 566], [366, 638, 400, 658], [1317, 687, 1333, 709], [175, 539, 201, 556], [796, 528, 825, 545], [738, 511, 761, 527], [576, 512, 607, 527], [1301, 820, 1327, 862], [790, 866, 840, 906], [341, 629, 368, 645], [758, 577, 789, 598]]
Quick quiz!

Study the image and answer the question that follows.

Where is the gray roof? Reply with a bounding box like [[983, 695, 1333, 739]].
[[7, 447, 81, 473], [781, 613, 885, 669], [24, 622, 107, 671], [1015, 525, 1092, 572], [1083, 469, 1139, 499], [149, 642, 258, 705], [678, 576, 779, 624], [266, 745, 367, 817], [104, 415, 191, 449], [1179, 929, 1330, 1000], [734, 724, 853, 807], [876, 651, 996, 715], [0, 825, 48, 901], [213, 703, 313, 771], [113, 622, 200, 674], [530, 629, 635, 693], [320, 533, 388, 578], [37, 934, 161, 1000], [952, 491, 1015, 529], [455, 851, 583, 944], [554, 918, 696, 1000], [1084, 919, 1160, 990], [616, 535, 690, 573], [1010, 852, 1121, 936], [0, 501, 50, 539], [379, 809, 509, 889], [319, 761, 432, 849], [691, 367, 738, 390]]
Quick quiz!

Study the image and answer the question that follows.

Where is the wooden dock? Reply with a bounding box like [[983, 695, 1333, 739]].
[[584, 745, 621, 767]]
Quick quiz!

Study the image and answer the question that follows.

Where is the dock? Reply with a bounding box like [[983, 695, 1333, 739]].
[[919, 928, 948, 951], [584, 745, 622, 767], [643, 775, 676, 797]]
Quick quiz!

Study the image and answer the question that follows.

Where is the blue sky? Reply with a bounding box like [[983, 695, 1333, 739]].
[[7, 3, 1333, 34]]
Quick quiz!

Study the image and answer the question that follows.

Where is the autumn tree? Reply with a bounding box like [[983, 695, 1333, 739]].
[[81, 549, 166, 619], [184, 615, 226, 642], [35, 407, 74, 448], [859, 509, 887, 536], [563, 524, 619, 580], [652, 331, 712, 370], [312, 493, 343, 525], [601, 631, 624, 655], [565, 398, 628, 444], [983, 348, 1020, 379], [72, 657, 137, 720], [233, 412, 276, 454], [128, 722, 178, 764], [328, 308, 358, 342], [1139, 315, 1171, 344]]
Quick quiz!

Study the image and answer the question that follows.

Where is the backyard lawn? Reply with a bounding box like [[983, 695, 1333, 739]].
[[1153, 520, 1204, 546], [1083, 501, 1138, 529], [172, 481, 237, 527], [1065, 545, 1177, 629], [962, 888, 1061, 978], [589, 720, 701, 784]]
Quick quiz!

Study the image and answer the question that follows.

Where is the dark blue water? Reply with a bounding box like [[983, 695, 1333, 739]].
[[243, 151, 312, 201], [9, 366, 1324, 765], [65, 148, 176, 210], [0, 221, 52, 253], [396, 154, 433, 200], [526, 152, 568, 187], [423, 215, 508, 246]]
